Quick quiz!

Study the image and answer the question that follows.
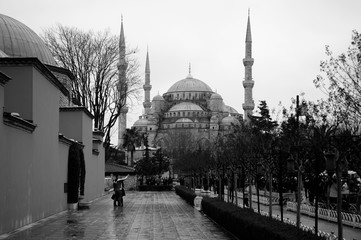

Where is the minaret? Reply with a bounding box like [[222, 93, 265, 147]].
[[118, 16, 128, 148], [143, 48, 152, 114], [242, 9, 255, 122]]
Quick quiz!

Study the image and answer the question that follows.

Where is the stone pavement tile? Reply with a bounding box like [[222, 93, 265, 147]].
[[2, 191, 237, 240]]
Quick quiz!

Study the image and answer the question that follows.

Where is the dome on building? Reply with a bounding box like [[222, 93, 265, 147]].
[[210, 92, 223, 100], [0, 49, 8, 57], [168, 102, 203, 112], [223, 105, 238, 114], [221, 115, 240, 125], [167, 75, 213, 93], [175, 118, 193, 123], [0, 14, 56, 65], [152, 94, 164, 101], [133, 117, 149, 127]]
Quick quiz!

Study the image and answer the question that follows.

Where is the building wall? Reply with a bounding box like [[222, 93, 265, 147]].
[[1, 66, 33, 120], [0, 62, 105, 235], [59, 109, 105, 202], [0, 66, 68, 234]]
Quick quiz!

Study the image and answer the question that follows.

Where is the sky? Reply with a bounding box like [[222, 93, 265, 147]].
[[2, 0, 361, 144]]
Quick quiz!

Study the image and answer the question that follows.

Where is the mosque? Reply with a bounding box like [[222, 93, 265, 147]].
[[121, 12, 255, 152]]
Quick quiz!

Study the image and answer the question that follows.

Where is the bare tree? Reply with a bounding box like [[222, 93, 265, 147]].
[[42, 24, 142, 152], [314, 30, 361, 127]]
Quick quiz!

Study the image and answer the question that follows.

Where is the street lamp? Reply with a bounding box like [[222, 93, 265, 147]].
[[287, 147, 302, 229], [324, 148, 342, 240]]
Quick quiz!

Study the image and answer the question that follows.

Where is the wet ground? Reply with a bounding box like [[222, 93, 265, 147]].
[[0, 191, 236, 240]]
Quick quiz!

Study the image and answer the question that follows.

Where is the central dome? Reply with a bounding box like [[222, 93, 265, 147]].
[[0, 14, 56, 65], [167, 75, 213, 93]]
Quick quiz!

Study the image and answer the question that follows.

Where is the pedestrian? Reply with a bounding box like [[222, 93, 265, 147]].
[[113, 176, 124, 207]]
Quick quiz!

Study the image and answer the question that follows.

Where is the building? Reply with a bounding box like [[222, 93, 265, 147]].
[[127, 12, 254, 153], [0, 13, 105, 235]]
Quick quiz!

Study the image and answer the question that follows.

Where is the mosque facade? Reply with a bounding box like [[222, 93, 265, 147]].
[[122, 13, 255, 151]]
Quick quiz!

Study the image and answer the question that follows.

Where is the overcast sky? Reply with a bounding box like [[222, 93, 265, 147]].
[[2, 0, 361, 144]]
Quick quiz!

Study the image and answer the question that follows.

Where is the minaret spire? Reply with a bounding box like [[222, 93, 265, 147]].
[[118, 16, 128, 148], [242, 10, 255, 122], [143, 48, 152, 114], [187, 62, 192, 78]]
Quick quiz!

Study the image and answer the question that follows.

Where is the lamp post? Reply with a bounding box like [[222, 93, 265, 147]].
[[324, 148, 342, 240], [227, 166, 231, 203], [256, 162, 263, 213], [287, 150, 302, 228]]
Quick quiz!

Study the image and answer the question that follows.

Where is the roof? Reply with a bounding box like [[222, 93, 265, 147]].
[[167, 75, 213, 93], [168, 102, 203, 112], [0, 14, 56, 65], [105, 162, 136, 173]]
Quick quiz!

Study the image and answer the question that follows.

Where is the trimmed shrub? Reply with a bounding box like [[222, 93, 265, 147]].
[[138, 185, 172, 191], [175, 186, 197, 206], [201, 197, 325, 240]]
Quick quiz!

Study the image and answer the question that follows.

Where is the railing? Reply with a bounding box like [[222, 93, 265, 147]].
[[287, 201, 361, 229], [257, 208, 340, 240]]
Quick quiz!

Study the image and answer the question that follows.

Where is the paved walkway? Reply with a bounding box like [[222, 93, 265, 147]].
[[0, 191, 236, 240]]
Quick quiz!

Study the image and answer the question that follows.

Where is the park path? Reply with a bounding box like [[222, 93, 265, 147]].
[[0, 191, 236, 240]]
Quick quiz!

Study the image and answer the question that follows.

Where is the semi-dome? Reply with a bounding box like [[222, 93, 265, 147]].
[[223, 105, 238, 114], [152, 94, 164, 101], [210, 93, 223, 100], [221, 115, 240, 125], [167, 75, 213, 93], [169, 102, 203, 112], [0, 14, 56, 65], [133, 117, 149, 127]]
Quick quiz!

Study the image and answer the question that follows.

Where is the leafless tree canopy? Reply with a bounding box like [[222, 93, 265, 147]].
[[42, 24, 142, 145]]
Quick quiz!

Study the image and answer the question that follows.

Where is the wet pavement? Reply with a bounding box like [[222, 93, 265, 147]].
[[0, 191, 236, 240]]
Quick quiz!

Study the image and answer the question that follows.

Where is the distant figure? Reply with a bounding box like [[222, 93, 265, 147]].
[[113, 176, 125, 207]]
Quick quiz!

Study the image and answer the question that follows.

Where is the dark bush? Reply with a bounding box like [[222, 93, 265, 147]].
[[138, 185, 172, 191], [201, 197, 325, 240], [175, 186, 196, 206]]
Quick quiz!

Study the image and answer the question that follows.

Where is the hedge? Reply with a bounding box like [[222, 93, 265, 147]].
[[201, 197, 325, 240], [175, 185, 197, 206]]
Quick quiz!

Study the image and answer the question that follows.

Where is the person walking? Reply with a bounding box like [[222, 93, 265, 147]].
[[113, 176, 124, 207]]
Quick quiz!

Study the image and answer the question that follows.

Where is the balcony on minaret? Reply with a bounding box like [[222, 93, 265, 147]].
[[143, 83, 152, 91], [242, 57, 254, 67], [242, 80, 254, 88]]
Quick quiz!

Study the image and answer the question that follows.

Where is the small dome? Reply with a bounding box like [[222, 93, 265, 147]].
[[221, 115, 240, 125], [0, 14, 56, 65], [210, 93, 223, 100], [167, 76, 213, 93], [176, 118, 193, 123], [169, 102, 203, 112], [152, 94, 164, 101], [133, 117, 149, 126]]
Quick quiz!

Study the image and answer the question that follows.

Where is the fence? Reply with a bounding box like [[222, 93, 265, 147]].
[[286, 202, 361, 229]]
